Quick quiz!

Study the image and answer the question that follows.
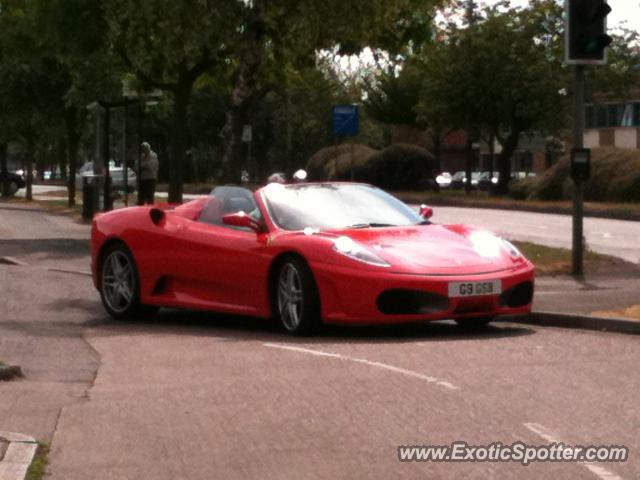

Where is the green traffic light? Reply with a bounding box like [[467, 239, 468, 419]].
[[584, 34, 613, 53]]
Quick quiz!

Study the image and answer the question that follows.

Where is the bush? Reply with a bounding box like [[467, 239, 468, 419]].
[[508, 177, 538, 200], [306, 144, 378, 180], [521, 147, 640, 203], [344, 143, 436, 190]]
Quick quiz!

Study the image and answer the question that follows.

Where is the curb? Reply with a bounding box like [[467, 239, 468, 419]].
[[511, 312, 640, 335], [0, 431, 37, 480]]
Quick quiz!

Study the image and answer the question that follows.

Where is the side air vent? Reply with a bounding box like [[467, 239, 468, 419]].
[[150, 208, 165, 226], [499, 281, 534, 308]]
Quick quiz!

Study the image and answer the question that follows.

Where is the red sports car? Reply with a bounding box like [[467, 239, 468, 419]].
[[91, 183, 534, 334]]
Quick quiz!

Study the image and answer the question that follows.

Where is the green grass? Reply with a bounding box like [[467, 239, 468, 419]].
[[26, 443, 50, 480], [513, 241, 611, 275]]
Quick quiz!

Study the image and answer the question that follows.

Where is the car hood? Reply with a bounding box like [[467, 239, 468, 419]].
[[328, 224, 522, 274]]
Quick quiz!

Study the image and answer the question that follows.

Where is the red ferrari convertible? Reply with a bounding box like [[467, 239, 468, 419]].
[[91, 183, 534, 334]]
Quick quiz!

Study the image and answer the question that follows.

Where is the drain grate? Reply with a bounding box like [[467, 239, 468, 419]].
[[0, 256, 27, 266]]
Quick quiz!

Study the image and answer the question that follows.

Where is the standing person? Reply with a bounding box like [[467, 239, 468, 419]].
[[138, 142, 159, 205]]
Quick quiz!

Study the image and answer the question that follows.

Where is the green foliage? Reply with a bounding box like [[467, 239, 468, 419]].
[[26, 443, 50, 480], [588, 28, 640, 100], [365, 60, 423, 127]]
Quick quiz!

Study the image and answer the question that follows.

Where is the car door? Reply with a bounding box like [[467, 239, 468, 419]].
[[176, 220, 271, 316], [173, 189, 271, 315]]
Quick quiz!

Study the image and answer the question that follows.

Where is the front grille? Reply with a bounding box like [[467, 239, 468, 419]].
[[377, 289, 450, 315]]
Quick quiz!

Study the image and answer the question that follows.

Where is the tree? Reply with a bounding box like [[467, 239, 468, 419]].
[[416, 0, 568, 194], [34, 0, 123, 206], [588, 27, 640, 100], [0, 0, 71, 200], [104, 0, 241, 203], [219, 0, 444, 183]]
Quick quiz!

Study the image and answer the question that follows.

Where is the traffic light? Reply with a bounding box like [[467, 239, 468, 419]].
[[566, 0, 612, 64]]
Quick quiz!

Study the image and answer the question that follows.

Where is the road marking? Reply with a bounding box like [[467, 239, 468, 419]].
[[524, 423, 623, 480], [264, 343, 459, 390], [47, 267, 92, 277]]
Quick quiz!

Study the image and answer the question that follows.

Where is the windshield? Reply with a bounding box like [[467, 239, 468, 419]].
[[262, 183, 422, 231]]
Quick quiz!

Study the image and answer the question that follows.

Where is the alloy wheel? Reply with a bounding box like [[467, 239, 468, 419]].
[[277, 263, 304, 332], [102, 250, 135, 314]]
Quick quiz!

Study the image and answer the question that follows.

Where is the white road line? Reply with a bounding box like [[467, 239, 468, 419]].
[[263, 343, 459, 391], [524, 423, 624, 480]]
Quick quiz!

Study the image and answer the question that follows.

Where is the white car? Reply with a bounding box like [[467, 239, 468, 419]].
[[435, 172, 452, 189], [76, 162, 137, 192]]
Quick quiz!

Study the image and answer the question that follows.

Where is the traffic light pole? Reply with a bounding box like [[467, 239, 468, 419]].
[[572, 65, 585, 276]]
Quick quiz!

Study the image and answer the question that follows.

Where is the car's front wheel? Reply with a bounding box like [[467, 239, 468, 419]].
[[274, 257, 321, 335], [99, 243, 157, 319]]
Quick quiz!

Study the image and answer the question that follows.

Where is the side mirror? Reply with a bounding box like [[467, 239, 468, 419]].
[[222, 211, 262, 232], [419, 204, 433, 220]]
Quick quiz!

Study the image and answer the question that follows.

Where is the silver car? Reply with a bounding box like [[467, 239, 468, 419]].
[[76, 162, 137, 192]]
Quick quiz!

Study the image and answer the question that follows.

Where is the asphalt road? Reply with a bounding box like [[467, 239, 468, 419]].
[[1, 205, 639, 479], [430, 206, 640, 264]]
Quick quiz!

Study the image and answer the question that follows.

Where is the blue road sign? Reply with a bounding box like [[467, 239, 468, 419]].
[[332, 105, 359, 136]]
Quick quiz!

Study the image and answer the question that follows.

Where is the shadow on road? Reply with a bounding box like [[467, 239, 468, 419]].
[[0, 238, 89, 259], [86, 308, 536, 345]]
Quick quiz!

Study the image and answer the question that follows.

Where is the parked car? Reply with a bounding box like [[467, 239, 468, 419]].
[[91, 182, 535, 335], [75, 162, 137, 192], [0, 171, 26, 196], [435, 172, 452, 189], [450, 171, 467, 189], [450, 171, 481, 190], [478, 171, 499, 191]]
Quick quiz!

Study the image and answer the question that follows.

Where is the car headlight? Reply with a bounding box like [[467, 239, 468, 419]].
[[333, 236, 390, 267], [501, 239, 522, 259]]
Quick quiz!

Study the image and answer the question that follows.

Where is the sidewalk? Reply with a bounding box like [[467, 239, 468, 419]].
[[531, 267, 640, 333]]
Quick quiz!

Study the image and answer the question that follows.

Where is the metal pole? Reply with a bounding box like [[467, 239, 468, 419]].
[[103, 106, 112, 211], [572, 65, 585, 276], [123, 104, 129, 206]]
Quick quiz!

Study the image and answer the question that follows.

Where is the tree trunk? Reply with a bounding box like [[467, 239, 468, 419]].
[[431, 131, 442, 173], [66, 106, 84, 207], [495, 130, 521, 195], [220, 2, 266, 182], [58, 137, 68, 181], [25, 137, 35, 201], [464, 132, 473, 194], [0, 142, 8, 197], [168, 81, 193, 204]]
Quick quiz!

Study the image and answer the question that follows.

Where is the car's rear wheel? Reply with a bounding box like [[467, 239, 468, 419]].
[[455, 316, 493, 329], [275, 257, 321, 335], [99, 243, 157, 320]]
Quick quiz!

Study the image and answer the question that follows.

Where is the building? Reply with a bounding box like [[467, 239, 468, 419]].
[[584, 100, 640, 149]]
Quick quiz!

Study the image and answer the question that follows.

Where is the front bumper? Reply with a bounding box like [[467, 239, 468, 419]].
[[310, 261, 534, 325]]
